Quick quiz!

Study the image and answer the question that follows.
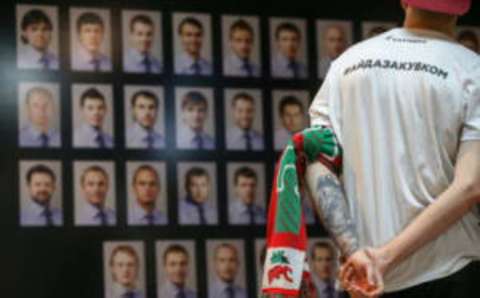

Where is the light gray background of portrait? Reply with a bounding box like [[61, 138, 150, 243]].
[[177, 162, 218, 209], [361, 21, 397, 39], [70, 7, 112, 69], [175, 87, 215, 146], [126, 161, 168, 217], [254, 238, 266, 290], [224, 88, 263, 139], [124, 85, 165, 142], [103, 241, 146, 298], [221, 15, 261, 73], [172, 12, 213, 70], [72, 83, 114, 144], [269, 17, 308, 70], [156, 240, 197, 291], [16, 4, 59, 67], [226, 162, 266, 208], [456, 26, 480, 53], [19, 160, 63, 215], [18, 82, 61, 134], [272, 89, 310, 131], [206, 239, 247, 290], [73, 160, 116, 226], [316, 20, 353, 58], [122, 10, 163, 69]]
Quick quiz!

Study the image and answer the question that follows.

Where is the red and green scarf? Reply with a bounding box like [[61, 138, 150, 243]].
[[261, 126, 342, 297]]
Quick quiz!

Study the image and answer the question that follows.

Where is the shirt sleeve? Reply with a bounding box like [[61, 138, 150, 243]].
[[461, 66, 480, 142], [309, 62, 338, 127]]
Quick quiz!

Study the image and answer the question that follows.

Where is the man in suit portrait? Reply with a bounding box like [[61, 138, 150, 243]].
[[274, 95, 306, 150], [318, 24, 348, 78], [229, 166, 266, 225], [457, 29, 479, 53], [18, 8, 58, 69], [224, 19, 259, 77], [124, 14, 162, 73], [177, 91, 215, 150], [209, 243, 247, 298], [20, 164, 62, 226], [271, 22, 307, 79], [107, 245, 144, 298], [72, 11, 112, 71], [158, 244, 197, 298], [226, 92, 264, 151], [74, 87, 114, 148], [175, 16, 212, 75], [310, 241, 341, 298], [128, 165, 167, 226], [126, 90, 164, 149], [19, 86, 61, 148], [179, 167, 217, 225], [76, 165, 116, 226]]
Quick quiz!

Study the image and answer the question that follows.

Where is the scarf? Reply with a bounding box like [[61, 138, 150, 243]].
[[261, 126, 342, 297]]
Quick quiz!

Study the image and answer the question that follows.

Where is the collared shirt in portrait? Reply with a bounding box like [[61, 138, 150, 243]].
[[20, 199, 63, 226], [178, 197, 217, 225], [175, 53, 212, 75], [126, 122, 165, 149], [271, 53, 307, 79], [158, 281, 197, 298], [123, 48, 162, 74], [312, 274, 340, 298], [74, 124, 114, 148], [208, 278, 247, 298], [18, 45, 59, 70], [274, 127, 295, 151], [76, 202, 116, 226], [72, 46, 112, 72], [128, 200, 167, 226], [19, 124, 61, 148], [226, 126, 264, 151], [228, 199, 266, 225], [223, 53, 260, 77], [106, 282, 144, 298], [177, 125, 215, 150]]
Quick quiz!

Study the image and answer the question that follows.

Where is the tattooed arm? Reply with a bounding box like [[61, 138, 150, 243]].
[[304, 161, 359, 258]]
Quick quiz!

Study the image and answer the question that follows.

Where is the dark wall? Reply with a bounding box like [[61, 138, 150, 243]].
[[0, 1, 478, 297]]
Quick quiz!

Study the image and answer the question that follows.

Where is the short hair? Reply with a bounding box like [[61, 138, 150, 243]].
[[80, 88, 105, 107], [279, 95, 304, 116], [234, 166, 257, 185], [325, 24, 346, 38], [275, 22, 301, 40], [310, 240, 336, 259], [132, 164, 160, 186], [163, 244, 189, 264], [214, 243, 238, 259], [178, 17, 203, 35], [26, 164, 56, 184], [76, 12, 104, 33], [129, 14, 154, 32], [181, 91, 208, 110], [21, 9, 53, 44], [130, 90, 159, 109], [80, 165, 108, 186], [25, 87, 53, 105], [232, 92, 254, 107], [457, 29, 479, 50], [184, 167, 209, 194], [109, 245, 139, 267], [229, 19, 254, 38]]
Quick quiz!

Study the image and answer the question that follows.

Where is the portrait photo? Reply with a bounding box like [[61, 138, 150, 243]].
[[177, 162, 218, 225], [16, 4, 59, 70], [206, 239, 248, 298], [103, 241, 146, 298], [72, 84, 114, 149], [222, 15, 261, 78], [74, 160, 116, 226], [226, 162, 266, 225], [18, 82, 61, 148], [316, 20, 353, 79], [70, 7, 112, 72], [173, 12, 213, 76], [456, 26, 480, 53], [272, 89, 310, 151], [269, 17, 308, 79], [19, 160, 62, 227], [361, 21, 397, 40], [126, 161, 168, 226], [307, 238, 342, 298], [122, 10, 163, 74], [254, 238, 266, 296], [175, 87, 216, 150], [156, 240, 198, 298], [224, 88, 264, 151], [124, 85, 165, 149]]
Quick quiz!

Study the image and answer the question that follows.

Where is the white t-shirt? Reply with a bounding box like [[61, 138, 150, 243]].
[[309, 27, 480, 292]]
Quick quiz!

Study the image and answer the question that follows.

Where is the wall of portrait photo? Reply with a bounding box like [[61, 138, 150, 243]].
[[3, 0, 479, 297]]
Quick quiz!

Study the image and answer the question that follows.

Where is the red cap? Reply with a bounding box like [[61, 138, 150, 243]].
[[403, 0, 471, 15]]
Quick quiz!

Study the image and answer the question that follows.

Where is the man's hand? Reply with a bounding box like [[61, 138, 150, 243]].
[[339, 247, 387, 298]]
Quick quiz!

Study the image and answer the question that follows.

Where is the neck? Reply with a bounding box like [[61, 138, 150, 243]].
[[139, 201, 155, 213], [403, 9, 456, 38], [32, 123, 49, 133]]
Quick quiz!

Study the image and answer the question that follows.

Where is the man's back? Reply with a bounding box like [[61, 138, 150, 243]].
[[310, 27, 480, 292]]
